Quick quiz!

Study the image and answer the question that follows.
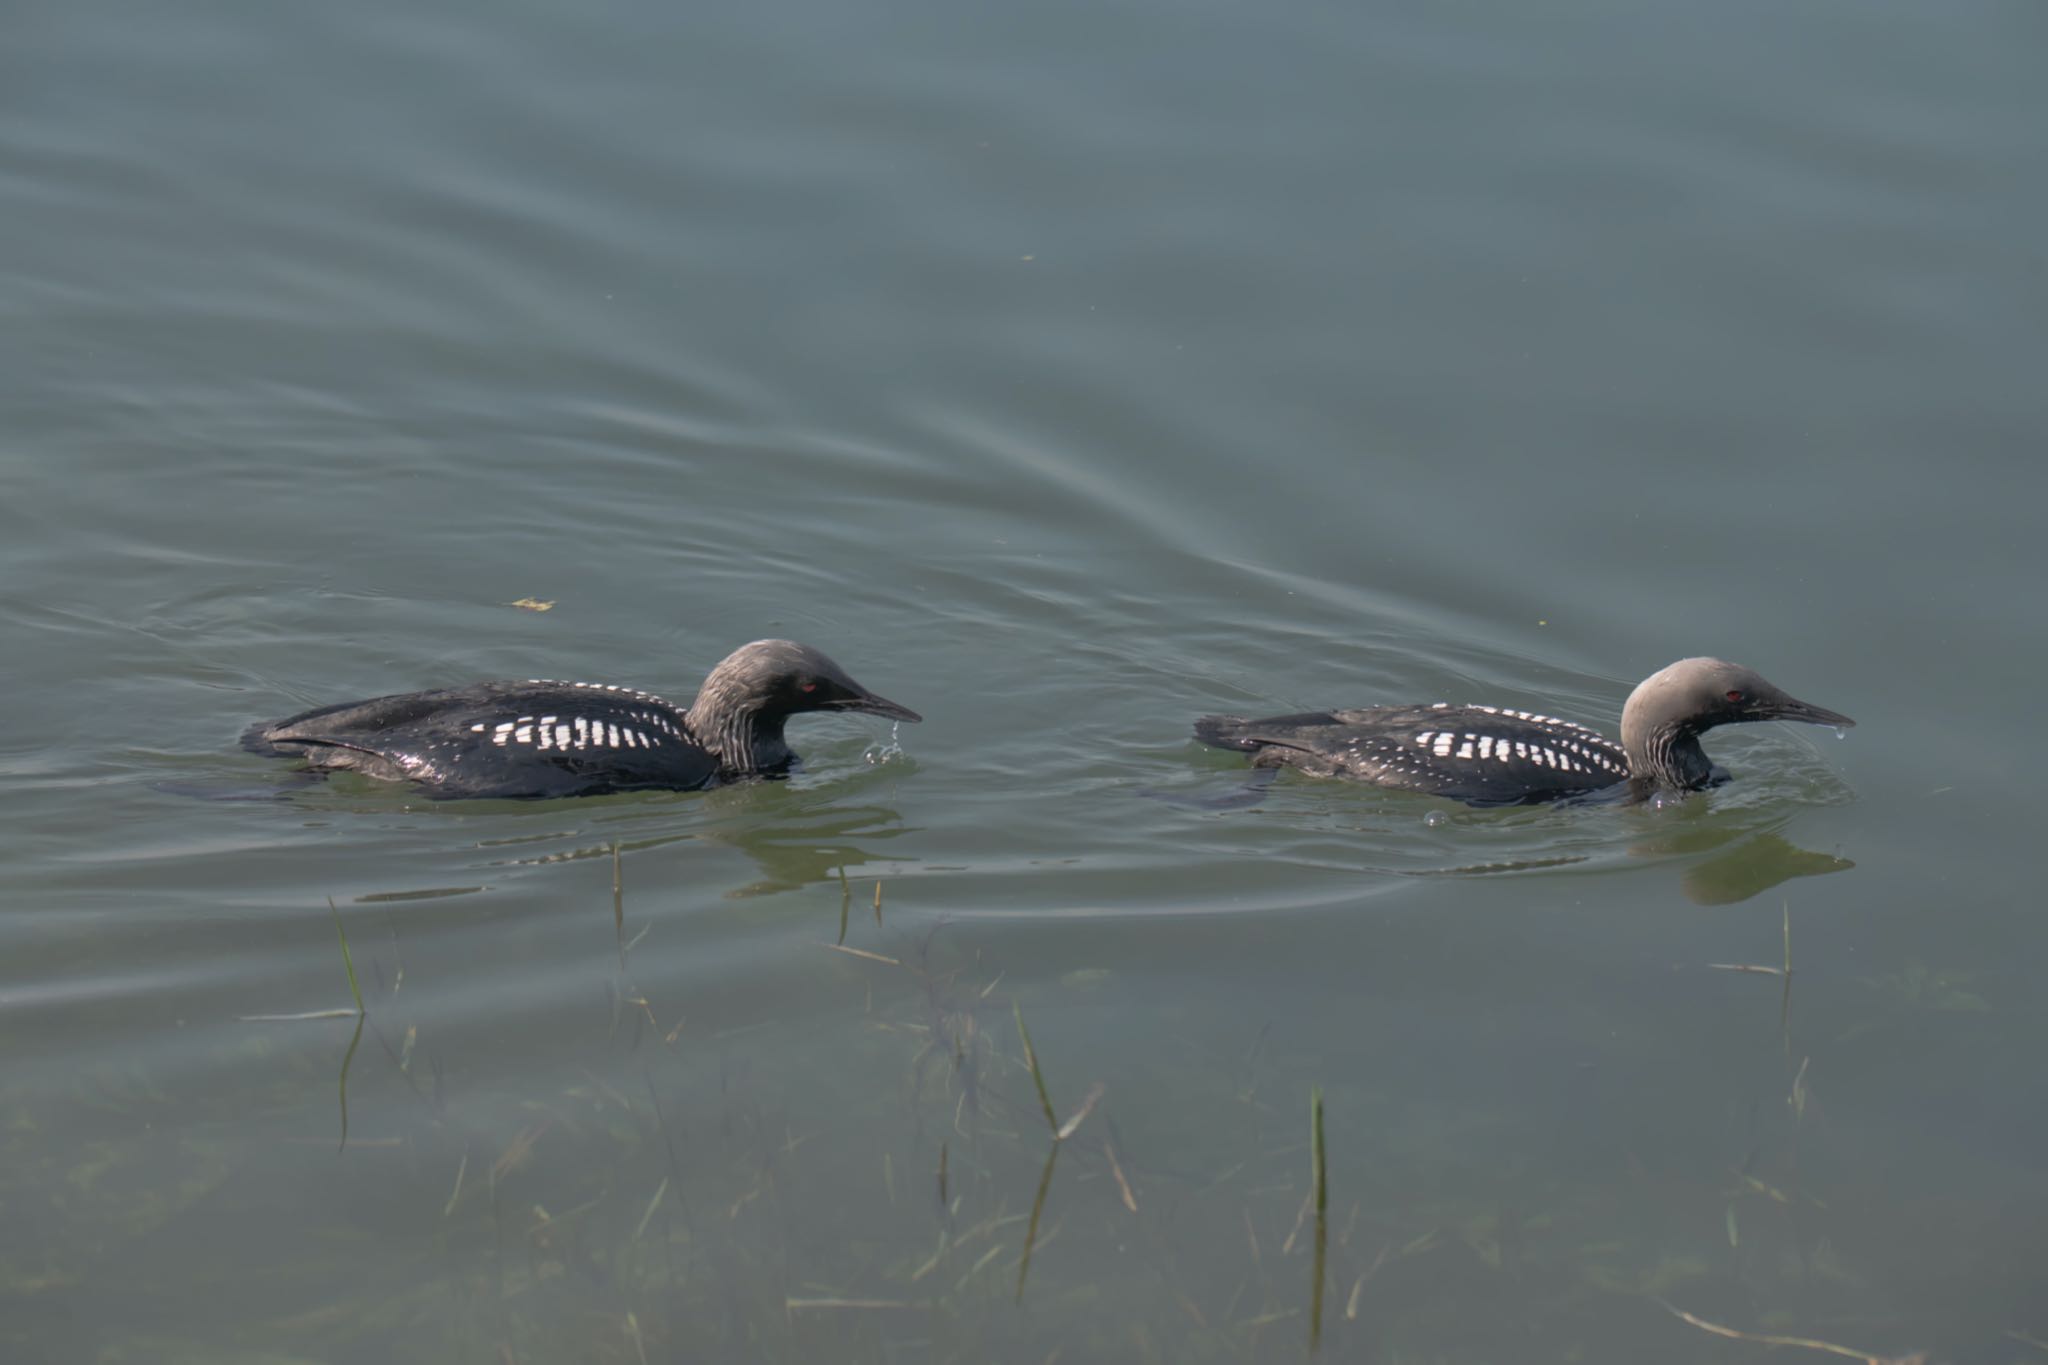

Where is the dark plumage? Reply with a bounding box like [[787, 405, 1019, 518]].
[[242, 639, 920, 800], [1194, 657, 1853, 806]]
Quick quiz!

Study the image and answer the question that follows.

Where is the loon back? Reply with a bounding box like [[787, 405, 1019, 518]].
[[244, 680, 721, 800], [1194, 705, 1630, 806]]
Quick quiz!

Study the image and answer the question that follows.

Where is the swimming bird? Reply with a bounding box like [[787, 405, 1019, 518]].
[[1193, 658, 1852, 806], [242, 639, 920, 799]]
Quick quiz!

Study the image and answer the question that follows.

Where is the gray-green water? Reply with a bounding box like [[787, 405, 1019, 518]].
[[5, 0, 2045, 1360]]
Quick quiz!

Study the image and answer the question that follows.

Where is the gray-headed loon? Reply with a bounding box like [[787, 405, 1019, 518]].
[[243, 639, 920, 800], [1194, 657, 1852, 806]]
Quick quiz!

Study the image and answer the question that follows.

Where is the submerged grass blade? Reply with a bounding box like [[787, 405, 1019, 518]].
[[1281, 1188, 1314, 1256], [1781, 900, 1796, 1045], [385, 911, 405, 995], [328, 897, 364, 1014], [1310, 1086, 1327, 1215], [1056, 1081, 1106, 1141], [633, 1176, 669, 1241], [613, 841, 625, 967], [337, 1012, 363, 1153], [444, 1149, 469, 1217], [322, 889, 375, 1153], [818, 942, 901, 967], [837, 865, 851, 945], [1104, 1135, 1139, 1212], [1658, 1299, 1923, 1363], [1309, 1085, 1328, 1353], [954, 1243, 1005, 1296], [1014, 1002, 1059, 1136], [910, 1229, 952, 1283], [1016, 1142, 1060, 1302]]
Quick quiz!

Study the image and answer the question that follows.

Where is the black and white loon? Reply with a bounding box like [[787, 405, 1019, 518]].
[[1194, 657, 1853, 806], [242, 639, 920, 800]]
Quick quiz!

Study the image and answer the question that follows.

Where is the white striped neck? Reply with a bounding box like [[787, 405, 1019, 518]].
[[686, 691, 791, 775], [1620, 659, 1727, 793]]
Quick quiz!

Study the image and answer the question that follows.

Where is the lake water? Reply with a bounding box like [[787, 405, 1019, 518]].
[[4, 0, 2045, 1360]]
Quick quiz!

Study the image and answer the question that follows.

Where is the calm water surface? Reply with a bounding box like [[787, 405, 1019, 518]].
[[5, 0, 2046, 1360]]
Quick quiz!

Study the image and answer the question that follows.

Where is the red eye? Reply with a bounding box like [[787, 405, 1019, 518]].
[[800, 682, 817, 693], [1725, 690, 1743, 702]]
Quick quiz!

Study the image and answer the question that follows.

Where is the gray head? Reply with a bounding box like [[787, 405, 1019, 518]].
[[1620, 657, 1854, 792], [687, 639, 921, 774]]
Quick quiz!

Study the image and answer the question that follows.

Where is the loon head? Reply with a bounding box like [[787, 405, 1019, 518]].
[[1621, 658, 1854, 791], [709, 639, 922, 722], [688, 639, 920, 774]]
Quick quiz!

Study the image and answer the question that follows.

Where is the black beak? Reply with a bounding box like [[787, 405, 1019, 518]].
[[829, 691, 922, 724], [1763, 694, 1855, 729]]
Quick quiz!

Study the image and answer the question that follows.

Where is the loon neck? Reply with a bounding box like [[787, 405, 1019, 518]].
[[685, 692, 792, 775], [1624, 723, 1715, 795], [1619, 664, 1718, 793]]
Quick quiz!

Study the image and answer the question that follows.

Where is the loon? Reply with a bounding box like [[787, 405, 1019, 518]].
[[1194, 657, 1853, 806], [242, 639, 920, 800]]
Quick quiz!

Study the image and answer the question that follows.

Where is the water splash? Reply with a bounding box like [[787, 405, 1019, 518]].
[[863, 721, 905, 766], [1422, 809, 1449, 829]]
